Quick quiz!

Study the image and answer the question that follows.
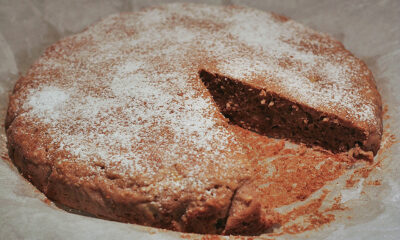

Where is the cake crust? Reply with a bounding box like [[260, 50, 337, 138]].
[[5, 3, 382, 235]]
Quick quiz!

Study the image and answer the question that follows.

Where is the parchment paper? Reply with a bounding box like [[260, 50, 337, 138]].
[[1, 0, 399, 239]]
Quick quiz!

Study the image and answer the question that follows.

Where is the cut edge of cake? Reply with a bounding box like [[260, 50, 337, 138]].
[[199, 70, 382, 157]]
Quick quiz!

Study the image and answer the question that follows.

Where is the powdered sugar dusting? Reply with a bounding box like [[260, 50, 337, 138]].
[[17, 3, 380, 195], [210, 7, 377, 124], [27, 86, 69, 123]]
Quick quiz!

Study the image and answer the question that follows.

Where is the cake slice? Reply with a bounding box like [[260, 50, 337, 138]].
[[196, 8, 382, 155], [200, 68, 381, 156]]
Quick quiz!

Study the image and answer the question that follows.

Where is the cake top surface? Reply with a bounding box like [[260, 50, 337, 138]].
[[10, 3, 380, 196]]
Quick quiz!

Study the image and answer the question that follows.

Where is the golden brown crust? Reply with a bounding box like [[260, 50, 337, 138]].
[[6, 117, 244, 233]]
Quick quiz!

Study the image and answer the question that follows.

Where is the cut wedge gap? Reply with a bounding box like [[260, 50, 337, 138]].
[[199, 70, 368, 154]]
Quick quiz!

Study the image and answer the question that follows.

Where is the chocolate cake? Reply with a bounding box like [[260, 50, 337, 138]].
[[5, 3, 382, 235]]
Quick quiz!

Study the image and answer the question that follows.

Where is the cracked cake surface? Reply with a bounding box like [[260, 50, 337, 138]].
[[5, 3, 382, 235]]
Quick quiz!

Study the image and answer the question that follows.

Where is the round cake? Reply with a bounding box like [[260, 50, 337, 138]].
[[5, 3, 382, 236]]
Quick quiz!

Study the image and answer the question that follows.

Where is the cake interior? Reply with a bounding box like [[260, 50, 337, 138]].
[[199, 70, 366, 153]]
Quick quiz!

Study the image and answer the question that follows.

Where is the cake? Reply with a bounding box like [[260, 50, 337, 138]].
[[5, 3, 382, 236]]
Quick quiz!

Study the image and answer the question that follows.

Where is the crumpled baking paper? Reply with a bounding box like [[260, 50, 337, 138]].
[[1, 0, 399, 239]]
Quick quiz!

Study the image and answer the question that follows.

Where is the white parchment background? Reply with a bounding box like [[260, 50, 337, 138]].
[[0, 0, 399, 239]]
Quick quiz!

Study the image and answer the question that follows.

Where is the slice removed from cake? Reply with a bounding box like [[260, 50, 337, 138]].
[[200, 69, 381, 156]]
